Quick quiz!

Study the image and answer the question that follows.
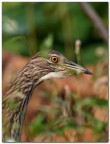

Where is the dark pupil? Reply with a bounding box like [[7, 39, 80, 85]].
[[53, 57, 57, 61]]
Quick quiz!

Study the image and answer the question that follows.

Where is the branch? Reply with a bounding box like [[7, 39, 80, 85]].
[[80, 2, 108, 44]]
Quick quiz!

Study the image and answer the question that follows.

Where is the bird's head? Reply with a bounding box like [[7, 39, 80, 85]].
[[33, 50, 92, 83]]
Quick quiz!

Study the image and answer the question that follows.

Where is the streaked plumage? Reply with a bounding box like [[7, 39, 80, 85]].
[[2, 50, 92, 142]]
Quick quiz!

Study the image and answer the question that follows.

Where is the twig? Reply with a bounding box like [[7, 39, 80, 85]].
[[75, 39, 81, 64], [80, 2, 108, 44]]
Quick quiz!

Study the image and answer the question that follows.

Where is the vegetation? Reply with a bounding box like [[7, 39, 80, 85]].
[[2, 2, 108, 142]]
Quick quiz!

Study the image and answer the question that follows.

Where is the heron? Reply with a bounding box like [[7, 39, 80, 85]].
[[2, 50, 92, 142]]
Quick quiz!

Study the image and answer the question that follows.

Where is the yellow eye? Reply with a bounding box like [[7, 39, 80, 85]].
[[51, 56, 59, 63]]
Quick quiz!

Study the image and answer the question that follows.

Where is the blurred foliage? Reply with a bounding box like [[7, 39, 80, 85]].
[[2, 2, 108, 65], [29, 91, 108, 142]]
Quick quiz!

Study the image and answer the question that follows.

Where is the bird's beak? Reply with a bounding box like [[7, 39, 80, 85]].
[[64, 60, 92, 75]]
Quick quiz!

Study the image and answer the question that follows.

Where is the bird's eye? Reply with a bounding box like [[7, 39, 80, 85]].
[[51, 56, 59, 63]]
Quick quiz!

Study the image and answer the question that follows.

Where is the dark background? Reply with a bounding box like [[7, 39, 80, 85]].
[[2, 2, 108, 64]]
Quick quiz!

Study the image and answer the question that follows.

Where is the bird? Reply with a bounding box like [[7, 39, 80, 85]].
[[2, 50, 92, 142]]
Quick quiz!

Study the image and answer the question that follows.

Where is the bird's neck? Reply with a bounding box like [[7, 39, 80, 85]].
[[2, 63, 50, 142]]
